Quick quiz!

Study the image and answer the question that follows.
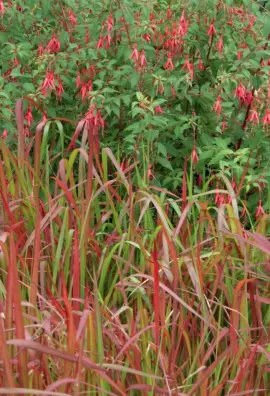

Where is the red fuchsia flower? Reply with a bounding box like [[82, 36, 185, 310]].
[[171, 86, 176, 98], [139, 49, 146, 67], [262, 109, 270, 126], [234, 84, 246, 101], [207, 19, 216, 36], [56, 77, 64, 100], [41, 71, 55, 97], [154, 105, 163, 114], [79, 82, 88, 102], [142, 34, 151, 43], [46, 34, 60, 53], [84, 105, 104, 130], [38, 42, 44, 56], [178, 10, 188, 37], [130, 44, 139, 62], [248, 109, 259, 124], [2, 129, 8, 139], [191, 146, 199, 164], [13, 57, 20, 67], [166, 7, 171, 20], [197, 174, 203, 187], [216, 36, 224, 54], [182, 55, 194, 80], [106, 15, 114, 32], [212, 95, 222, 116], [0, 0, 4, 17], [244, 91, 253, 106], [255, 200, 265, 219], [105, 33, 112, 47], [68, 9, 77, 26], [198, 58, 205, 70], [164, 53, 174, 71], [25, 106, 33, 126], [76, 71, 81, 87], [85, 28, 89, 44], [96, 34, 104, 49], [215, 192, 225, 207], [222, 119, 228, 132]]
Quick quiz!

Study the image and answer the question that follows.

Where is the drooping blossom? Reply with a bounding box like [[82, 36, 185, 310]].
[[68, 9, 77, 26], [96, 34, 104, 49], [248, 109, 259, 124], [207, 19, 216, 36], [131, 44, 139, 61], [46, 34, 60, 53], [191, 146, 199, 164], [56, 77, 64, 100], [255, 200, 265, 219], [216, 36, 224, 54], [76, 72, 81, 87], [25, 106, 33, 126], [106, 14, 114, 32], [222, 119, 228, 132], [38, 42, 44, 56], [164, 53, 174, 70], [234, 84, 246, 101], [79, 82, 88, 102], [182, 55, 194, 80], [0, 0, 4, 17], [154, 105, 163, 114], [166, 7, 171, 20], [2, 129, 8, 139], [85, 28, 89, 44], [262, 109, 270, 126], [198, 58, 205, 70], [42, 112, 47, 123], [41, 71, 55, 97], [139, 49, 146, 67], [212, 95, 222, 116], [178, 10, 188, 37]]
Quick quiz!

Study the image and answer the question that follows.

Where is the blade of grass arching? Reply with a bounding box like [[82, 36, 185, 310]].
[[72, 223, 80, 320], [9, 233, 28, 388], [30, 121, 45, 311], [152, 245, 160, 346], [93, 271, 111, 394], [53, 208, 68, 283]]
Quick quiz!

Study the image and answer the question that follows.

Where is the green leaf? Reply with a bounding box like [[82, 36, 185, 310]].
[[157, 157, 173, 171]]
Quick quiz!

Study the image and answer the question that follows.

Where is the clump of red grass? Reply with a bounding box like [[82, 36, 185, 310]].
[[0, 104, 269, 395]]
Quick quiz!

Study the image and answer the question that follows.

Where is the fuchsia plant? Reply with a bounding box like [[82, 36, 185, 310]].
[[0, 0, 269, 216]]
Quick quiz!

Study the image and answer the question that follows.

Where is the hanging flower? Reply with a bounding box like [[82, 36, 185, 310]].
[[139, 49, 146, 67], [25, 106, 33, 126], [68, 9, 77, 26], [76, 71, 81, 87], [96, 34, 104, 49], [248, 109, 259, 124], [164, 53, 174, 70], [207, 19, 216, 36], [212, 95, 222, 116], [234, 84, 246, 101], [262, 109, 270, 126], [154, 105, 163, 114], [191, 146, 199, 164], [56, 77, 64, 100], [46, 34, 60, 53], [255, 200, 265, 219], [85, 28, 89, 44], [182, 55, 194, 80], [130, 44, 139, 61], [2, 129, 8, 139], [38, 42, 44, 56], [0, 0, 4, 17], [41, 71, 55, 97], [216, 36, 224, 54], [198, 58, 205, 70]]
